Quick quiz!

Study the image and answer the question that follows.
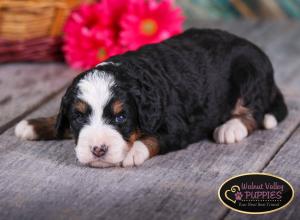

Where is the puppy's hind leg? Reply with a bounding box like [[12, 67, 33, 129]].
[[214, 53, 270, 144], [15, 116, 71, 140], [215, 88, 288, 144], [214, 99, 256, 144]]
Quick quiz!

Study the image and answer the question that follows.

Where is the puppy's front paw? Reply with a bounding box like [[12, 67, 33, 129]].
[[15, 120, 37, 140], [213, 118, 248, 144], [122, 141, 150, 167]]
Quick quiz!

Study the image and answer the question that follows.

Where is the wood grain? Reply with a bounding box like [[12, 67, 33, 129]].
[[0, 95, 299, 220], [224, 126, 300, 220], [0, 63, 74, 133]]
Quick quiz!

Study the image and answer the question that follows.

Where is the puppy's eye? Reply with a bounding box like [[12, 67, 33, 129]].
[[115, 114, 127, 124], [73, 111, 85, 123], [75, 114, 84, 121]]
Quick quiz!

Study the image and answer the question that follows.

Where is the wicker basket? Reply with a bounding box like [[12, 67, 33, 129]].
[[0, 0, 92, 62]]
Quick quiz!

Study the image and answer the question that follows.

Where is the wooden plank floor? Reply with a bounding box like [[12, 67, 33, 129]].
[[0, 63, 74, 134], [0, 22, 299, 220]]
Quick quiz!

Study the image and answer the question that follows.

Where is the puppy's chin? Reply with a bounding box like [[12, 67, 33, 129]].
[[88, 160, 121, 168]]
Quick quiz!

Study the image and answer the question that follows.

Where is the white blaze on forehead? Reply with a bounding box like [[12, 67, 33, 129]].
[[96, 61, 114, 67], [96, 61, 121, 67], [77, 70, 115, 125]]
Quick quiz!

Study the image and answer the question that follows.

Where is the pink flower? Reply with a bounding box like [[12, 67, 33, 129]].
[[64, 4, 106, 36], [100, 0, 129, 41], [63, 0, 185, 69], [63, 3, 121, 69], [64, 27, 121, 69], [120, 0, 185, 50]]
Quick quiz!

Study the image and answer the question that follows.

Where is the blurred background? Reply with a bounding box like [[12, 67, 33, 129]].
[[178, 0, 300, 20], [0, 0, 300, 69]]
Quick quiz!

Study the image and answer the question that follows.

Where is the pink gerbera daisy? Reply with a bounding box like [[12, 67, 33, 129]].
[[63, 0, 185, 69], [100, 0, 129, 42], [64, 27, 120, 69], [64, 4, 107, 37], [120, 0, 185, 50], [63, 3, 122, 69]]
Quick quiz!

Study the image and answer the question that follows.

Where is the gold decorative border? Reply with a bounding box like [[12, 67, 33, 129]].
[[218, 172, 295, 215]]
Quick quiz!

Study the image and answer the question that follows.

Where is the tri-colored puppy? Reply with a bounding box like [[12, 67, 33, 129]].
[[15, 28, 288, 168]]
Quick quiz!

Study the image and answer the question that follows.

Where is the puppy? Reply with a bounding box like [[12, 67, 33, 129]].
[[15, 28, 288, 168]]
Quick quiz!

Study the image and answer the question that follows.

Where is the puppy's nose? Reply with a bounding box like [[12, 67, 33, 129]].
[[92, 144, 108, 157]]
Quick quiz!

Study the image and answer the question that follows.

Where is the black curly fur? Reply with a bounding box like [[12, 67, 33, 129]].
[[57, 28, 288, 154]]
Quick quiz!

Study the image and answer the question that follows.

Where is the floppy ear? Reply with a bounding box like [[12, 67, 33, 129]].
[[130, 82, 164, 134], [115, 60, 166, 134], [55, 90, 71, 139]]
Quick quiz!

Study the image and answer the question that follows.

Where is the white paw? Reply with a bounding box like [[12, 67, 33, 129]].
[[15, 120, 37, 140], [213, 118, 248, 144], [263, 114, 277, 129], [122, 141, 150, 167]]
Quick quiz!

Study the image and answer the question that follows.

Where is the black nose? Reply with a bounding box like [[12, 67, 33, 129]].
[[92, 144, 108, 157]]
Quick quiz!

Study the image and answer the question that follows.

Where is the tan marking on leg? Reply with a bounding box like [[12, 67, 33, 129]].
[[122, 136, 159, 167], [128, 130, 141, 146], [231, 98, 257, 133], [27, 116, 72, 140], [112, 100, 123, 114], [140, 136, 160, 157]]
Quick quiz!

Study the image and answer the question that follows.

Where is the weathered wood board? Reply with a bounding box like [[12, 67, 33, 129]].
[[0, 95, 299, 220], [0, 63, 74, 133], [224, 126, 300, 220]]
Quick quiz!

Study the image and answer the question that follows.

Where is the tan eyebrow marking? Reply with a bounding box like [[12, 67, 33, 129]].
[[74, 100, 88, 113], [112, 100, 123, 114]]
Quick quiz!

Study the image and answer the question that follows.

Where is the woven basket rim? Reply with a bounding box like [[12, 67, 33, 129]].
[[0, 1, 66, 8]]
